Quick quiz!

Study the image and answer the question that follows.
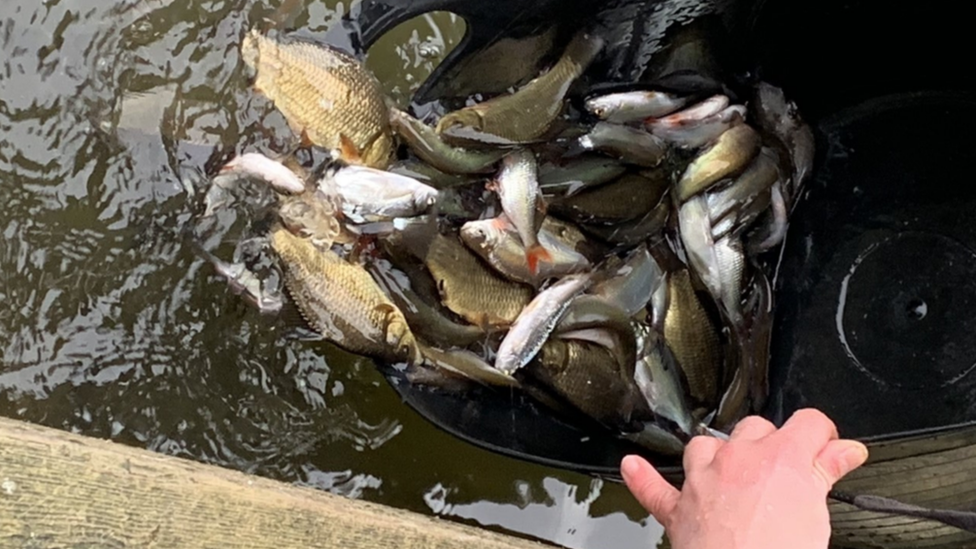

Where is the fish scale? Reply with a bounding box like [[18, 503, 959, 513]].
[[271, 228, 419, 365], [242, 30, 393, 168]]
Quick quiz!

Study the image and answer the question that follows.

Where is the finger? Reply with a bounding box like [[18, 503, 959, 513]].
[[774, 408, 839, 458], [812, 440, 869, 490], [682, 435, 723, 473], [728, 415, 777, 442], [621, 455, 680, 522]]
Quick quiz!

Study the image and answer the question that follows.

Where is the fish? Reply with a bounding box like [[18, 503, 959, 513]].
[[389, 109, 506, 174], [538, 156, 628, 198], [435, 31, 605, 145], [495, 273, 591, 375], [678, 195, 746, 326], [622, 423, 685, 456], [553, 295, 638, 374], [633, 324, 697, 437], [366, 257, 484, 348], [494, 150, 550, 274], [584, 90, 691, 123], [387, 159, 476, 190], [663, 269, 722, 410], [579, 199, 670, 247], [705, 148, 781, 240], [529, 338, 644, 431], [329, 165, 439, 223], [192, 240, 284, 314], [460, 216, 590, 286], [418, 344, 520, 388], [270, 228, 421, 365], [241, 30, 393, 168], [424, 233, 533, 327], [674, 123, 761, 203], [649, 95, 729, 126], [219, 152, 306, 194], [589, 245, 666, 318], [746, 180, 789, 254], [576, 122, 667, 167], [551, 170, 668, 226], [277, 190, 342, 248], [752, 82, 815, 205], [647, 105, 746, 150]]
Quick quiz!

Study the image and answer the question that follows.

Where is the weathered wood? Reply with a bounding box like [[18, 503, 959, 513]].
[[0, 417, 549, 548]]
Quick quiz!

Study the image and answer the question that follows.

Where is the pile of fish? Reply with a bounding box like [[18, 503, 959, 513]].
[[195, 28, 814, 455]]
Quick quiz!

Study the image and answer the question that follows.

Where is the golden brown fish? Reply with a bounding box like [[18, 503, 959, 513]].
[[241, 30, 393, 168], [663, 269, 722, 410], [271, 228, 420, 365], [424, 233, 533, 327], [435, 32, 604, 145], [675, 124, 761, 203]]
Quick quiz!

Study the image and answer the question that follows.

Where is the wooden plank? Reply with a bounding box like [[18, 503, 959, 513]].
[[0, 417, 548, 548]]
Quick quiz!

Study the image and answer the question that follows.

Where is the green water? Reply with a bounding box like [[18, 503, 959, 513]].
[[0, 0, 660, 546]]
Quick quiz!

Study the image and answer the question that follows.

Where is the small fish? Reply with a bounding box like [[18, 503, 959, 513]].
[[648, 94, 729, 125], [270, 228, 420, 365], [530, 338, 643, 431], [424, 233, 533, 327], [436, 32, 605, 145], [633, 324, 696, 437], [551, 170, 668, 226], [663, 269, 722, 409], [495, 150, 551, 274], [241, 30, 393, 168], [622, 423, 685, 456], [585, 90, 691, 123], [648, 105, 746, 150], [576, 122, 667, 167], [752, 82, 815, 204], [538, 156, 628, 198], [460, 216, 590, 286], [277, 190, 342, 248], [495, 274, 591, 375], [589, 245, 666, 317], [747, 180, 789, 253], [706, 148, 781, 240], [418, 344, 520, 388], [219, 152, 306, 194], [387, 158, 476, 190], [678, 195, 746, 326], [194, 241, 284, 314], [675, 124, 761, 203], [330, 165, 438, 223], [390, 109, 506, 174], [579, 199, 670, 247]]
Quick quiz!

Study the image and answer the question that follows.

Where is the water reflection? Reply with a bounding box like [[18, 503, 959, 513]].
[[0, 1, 656, 547]]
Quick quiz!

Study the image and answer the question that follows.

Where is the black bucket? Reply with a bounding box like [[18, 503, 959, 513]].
[[360, 0, 976, 546]]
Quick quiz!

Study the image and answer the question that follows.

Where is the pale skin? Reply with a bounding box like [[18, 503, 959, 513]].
[[621, 409, 870, 549]]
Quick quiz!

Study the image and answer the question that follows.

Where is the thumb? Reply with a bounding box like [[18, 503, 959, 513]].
[[621, 455, 680, 523], [813, 439, 869, 489]]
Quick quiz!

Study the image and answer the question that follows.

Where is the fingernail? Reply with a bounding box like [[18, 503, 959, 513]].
[[620, 455, 641, 479], [841, 443, 869, 474]]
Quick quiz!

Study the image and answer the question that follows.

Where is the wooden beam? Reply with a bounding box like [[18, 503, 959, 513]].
[[0, 416, 549, 548]]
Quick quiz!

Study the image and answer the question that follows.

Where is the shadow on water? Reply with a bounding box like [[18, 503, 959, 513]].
[[0, 0, 658, 547]]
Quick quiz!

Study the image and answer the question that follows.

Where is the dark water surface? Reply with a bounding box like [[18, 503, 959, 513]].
[[0, 0, 659, 546]]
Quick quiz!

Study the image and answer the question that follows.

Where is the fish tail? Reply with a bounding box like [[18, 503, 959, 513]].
[[526, 244, 553, 275]]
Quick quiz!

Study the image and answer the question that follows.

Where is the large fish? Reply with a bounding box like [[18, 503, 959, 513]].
[[241, 30, 393, 168], [270, 228, 420, 365], [494, 150, 551, 274], [663, 269, 722, 410], [424, 233, 533, 327], [460, 216, 590, 286], [551, 170, 667, 226], [495, 274, 591, 375], [436, 32, 604, 145]]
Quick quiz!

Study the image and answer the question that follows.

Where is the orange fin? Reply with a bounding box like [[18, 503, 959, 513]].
[[299, 128, 315, 148], [526, 244, 553, 275], [337, 134, 363, 165]]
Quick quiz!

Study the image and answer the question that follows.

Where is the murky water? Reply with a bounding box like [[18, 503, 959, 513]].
[[0, 1, 660, 546]]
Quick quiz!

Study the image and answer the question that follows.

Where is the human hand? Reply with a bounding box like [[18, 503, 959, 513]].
[[621, 409, 869, 549]]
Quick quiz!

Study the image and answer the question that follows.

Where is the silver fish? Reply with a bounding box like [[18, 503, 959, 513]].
[[649, 95, 729, 125], [495, 150, 550, 274], [330, 165, 438, 223], [460, 216, 590, 286], [577, 122, 667, 167], [747, 180, 789, 253], [706, 147, 781, 240], [753, 82, 815, 203], [219, 152, 306, 194], [633, 325, 696, 437], [585, 90, 691, 123], [648, 105, 746, 150], [495, 274, 591, 374], [418, 344, 520, 388], [678, 195, 745, 326], [589, 245, 665, 317]]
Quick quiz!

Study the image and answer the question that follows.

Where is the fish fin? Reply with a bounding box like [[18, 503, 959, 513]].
[[337, 134, 363, 165], [299, 128, 315, 148], [526, 244, 553, 275], [485, 178, 498, 192]]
